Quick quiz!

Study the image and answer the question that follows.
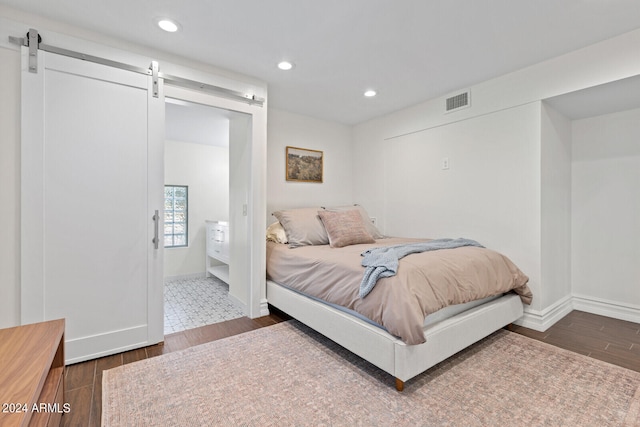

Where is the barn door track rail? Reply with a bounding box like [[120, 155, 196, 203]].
[[9, 28, 265, 106]]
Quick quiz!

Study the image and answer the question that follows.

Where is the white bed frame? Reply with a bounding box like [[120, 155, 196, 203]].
[[266, 280, 524, 391]]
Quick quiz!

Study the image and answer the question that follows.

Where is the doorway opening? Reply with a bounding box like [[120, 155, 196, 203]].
[[163, 98, 245, 334]]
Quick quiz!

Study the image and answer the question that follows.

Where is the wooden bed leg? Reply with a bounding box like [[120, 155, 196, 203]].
[[395, 378, 404, 392]]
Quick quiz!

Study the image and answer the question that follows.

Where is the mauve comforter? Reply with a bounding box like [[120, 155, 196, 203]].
[[266, 238, 532, 345]]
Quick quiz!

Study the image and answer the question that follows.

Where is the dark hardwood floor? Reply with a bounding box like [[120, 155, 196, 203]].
[[61, 309, 639, 426], [510, 310, 640, 372]]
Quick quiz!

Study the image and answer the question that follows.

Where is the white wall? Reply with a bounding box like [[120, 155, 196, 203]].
[[164, 140, 229, 279], [267, 109, 354, 221], [353, 28, 640, 328], [356, 103, 543, 312], [572, 107, 640, 315], [540, 103, 573, 310]]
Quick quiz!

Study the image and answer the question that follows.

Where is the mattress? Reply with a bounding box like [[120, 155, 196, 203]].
[[271, 279, 499, 331], [266, 238, 531, 345]]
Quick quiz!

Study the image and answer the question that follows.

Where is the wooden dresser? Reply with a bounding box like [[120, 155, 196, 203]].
[[0, 319, 65, 427]]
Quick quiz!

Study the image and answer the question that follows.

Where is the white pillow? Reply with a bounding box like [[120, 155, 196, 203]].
[[266, 221, 288, 244]]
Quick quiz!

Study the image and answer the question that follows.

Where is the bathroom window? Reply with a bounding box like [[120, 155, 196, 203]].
[[164, 185, 188, 248]]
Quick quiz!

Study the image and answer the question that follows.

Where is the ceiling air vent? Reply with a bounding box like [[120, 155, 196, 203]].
[[445, 91, 470, 113]]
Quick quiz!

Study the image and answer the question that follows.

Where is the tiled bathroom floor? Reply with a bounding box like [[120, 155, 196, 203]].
[[164, 276, 246, 335]]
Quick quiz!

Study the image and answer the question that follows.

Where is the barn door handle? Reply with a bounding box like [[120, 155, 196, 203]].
[[152, 210, 160, 250]]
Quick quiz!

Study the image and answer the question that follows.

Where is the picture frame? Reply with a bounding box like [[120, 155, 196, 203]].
[[286, 146, 323, 183]]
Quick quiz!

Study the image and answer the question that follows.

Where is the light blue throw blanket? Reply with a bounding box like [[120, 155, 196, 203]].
[[359, 238, 484, 298]]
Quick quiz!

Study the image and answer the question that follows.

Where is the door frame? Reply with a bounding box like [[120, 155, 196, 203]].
[[163, 85, 268, 319]]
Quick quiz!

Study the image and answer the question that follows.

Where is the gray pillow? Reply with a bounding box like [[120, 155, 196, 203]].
[[272, 207, 328, 248]]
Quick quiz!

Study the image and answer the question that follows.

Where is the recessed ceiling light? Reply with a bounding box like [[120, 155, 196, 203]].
[[364, 90, 377, 97], [158, 19, 179, 33], [277, 61, 294, 71]]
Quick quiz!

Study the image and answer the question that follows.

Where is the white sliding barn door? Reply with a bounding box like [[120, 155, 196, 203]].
[[21, 50, 164, 363]]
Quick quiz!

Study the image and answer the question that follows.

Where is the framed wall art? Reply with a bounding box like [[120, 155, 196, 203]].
[[286, 146, 323, 183]]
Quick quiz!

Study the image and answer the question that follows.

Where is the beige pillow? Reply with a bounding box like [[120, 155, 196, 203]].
[[266, 221, 288, 244], [272, 207, 328, 248], [317, 209, 375, 248], [324, 204, 384, 239]]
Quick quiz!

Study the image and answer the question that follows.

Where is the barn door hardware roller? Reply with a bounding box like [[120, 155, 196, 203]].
[[9, 28, 40, 73], [8, 27, 154, 77]]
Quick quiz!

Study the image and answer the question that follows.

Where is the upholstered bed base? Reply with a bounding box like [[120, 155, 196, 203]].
[[266, 280, 524, 390]]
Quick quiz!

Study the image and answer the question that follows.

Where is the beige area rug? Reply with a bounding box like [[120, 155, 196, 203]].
[[103, 321, 640, 426]]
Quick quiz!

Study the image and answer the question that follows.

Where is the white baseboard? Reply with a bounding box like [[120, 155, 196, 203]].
[[514, 295, 573, 332], [259, 298, 270, 317], [572, 294, 640, 325], [514, 293, 640, 332]]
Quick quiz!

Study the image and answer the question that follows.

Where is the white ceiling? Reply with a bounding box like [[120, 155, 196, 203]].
[[545, 75, 640, 120], [2, 0, 640, 124], [165, 99, 230, 147]]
